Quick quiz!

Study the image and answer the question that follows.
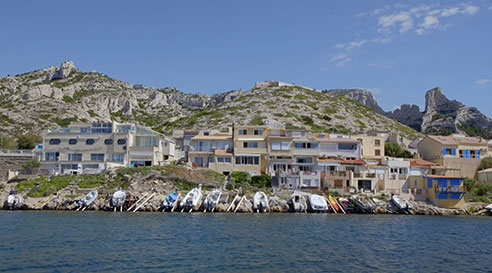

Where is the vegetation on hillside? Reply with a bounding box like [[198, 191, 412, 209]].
[[384, 142, 412, 158]]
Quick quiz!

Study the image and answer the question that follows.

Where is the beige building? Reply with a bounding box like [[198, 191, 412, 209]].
[[188, 134, 234, 175], [418, 135, 488, 178], [351, 135, 385, 165], [232, 125, 268, 175], [41, 122, 176, 175]]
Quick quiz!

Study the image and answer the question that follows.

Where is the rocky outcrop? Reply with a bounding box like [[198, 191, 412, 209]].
[[386, 104, 424, 131], [45, 61, 76, 81], [210, 89, 244, 105], [323, 89, 385, 114]]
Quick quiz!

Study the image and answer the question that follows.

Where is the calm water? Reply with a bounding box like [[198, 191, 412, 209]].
[[0, 212, 491, 273]]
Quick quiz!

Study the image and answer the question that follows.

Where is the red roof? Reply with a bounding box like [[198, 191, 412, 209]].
[[404, 158, 435, 167]]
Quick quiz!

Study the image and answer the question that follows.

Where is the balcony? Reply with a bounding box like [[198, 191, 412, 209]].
[[435, 185, 466, 193]]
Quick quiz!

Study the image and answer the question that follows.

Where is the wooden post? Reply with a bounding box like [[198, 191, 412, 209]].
[[234, 196, 245, 213], [133, 193, 155, 212], [335, 198, 346, 214], [127, 192, 149, 211], [226, 194, 238, 212], [114, 207, 116, 212]]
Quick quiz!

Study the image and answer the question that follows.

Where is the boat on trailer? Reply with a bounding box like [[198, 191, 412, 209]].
[[253, 191, 269, 212], [179, 185, 202, 212], [352, 195, 375, 213], [391, 195, 413, 212], [308, 194, 328, 212], [288, 193, 307, 212], [7, 190, 23, 210], [328, 195, 340, 212], [78, 190, 98, 209], [162, 190, 179, 211], [112, 190, 126, 210], [203, 190, 222, 212], [486, 203, 492, 213], [338, 197, 354, 212]]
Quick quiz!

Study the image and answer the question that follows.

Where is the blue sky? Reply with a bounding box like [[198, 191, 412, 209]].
[[1, 1, 491, 116]]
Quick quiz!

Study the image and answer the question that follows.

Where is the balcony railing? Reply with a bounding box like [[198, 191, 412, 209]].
[[435, 185, 466, 193]]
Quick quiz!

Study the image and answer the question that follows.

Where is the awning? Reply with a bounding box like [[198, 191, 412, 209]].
[[234, 154, 260, 157]]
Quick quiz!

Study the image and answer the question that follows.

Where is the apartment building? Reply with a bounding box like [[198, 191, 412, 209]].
[[41, 122, 176, 175], [351, 134, 385, 165], [232, 125, 268, 175], [188, 134, 233, 175], [418, 135, 488, 178]]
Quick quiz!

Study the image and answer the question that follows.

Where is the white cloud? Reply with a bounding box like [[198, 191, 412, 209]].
[[461, 4, 479, 15], [372, 37, 392, 43], [476, 78, 492, 85], [330, 53, 352, 66], [420, 16, 439, 29], [440, 7, 460, 17], [378, 11, 414, 33], [336, 40, 367, 50]]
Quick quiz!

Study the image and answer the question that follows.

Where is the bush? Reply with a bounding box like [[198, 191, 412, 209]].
[[385, 142, 412, 158], [474, 183, 492, 196], [229, 171, 251, 190], [479, 158, 492, 171], [22, 159, 40, 170], [17, 134, 42, 149], [463, 178, 476, 191], [251, 175, 271, 188], [0, 135, 17, 149]]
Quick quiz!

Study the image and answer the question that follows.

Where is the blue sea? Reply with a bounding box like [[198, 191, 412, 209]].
[[0, 211, 491, 272]]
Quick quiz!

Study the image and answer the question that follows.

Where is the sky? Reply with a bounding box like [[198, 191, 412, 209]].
[[1, 0, 491, 116]]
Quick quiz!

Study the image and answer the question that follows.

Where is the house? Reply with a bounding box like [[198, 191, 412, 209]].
[[351, 134, 385, 165], [382, 157, 410, 195], [232, 124, 268, 176], [316, 134, 361, 160], [418, 135, 488, 178], [478, 168, 492, 183], [173, 129, 221, 161], [423, 175, 466, 208], [41, 122, 176, 175], [188, 133, 233, 175]]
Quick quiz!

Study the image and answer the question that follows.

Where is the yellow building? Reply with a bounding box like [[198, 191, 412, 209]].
[[423, 175, 466, 208], [188, 134, 234, 175], [233, 125, 268, 175], [417, 135, 488, 178], [351, 135, 385, 165]]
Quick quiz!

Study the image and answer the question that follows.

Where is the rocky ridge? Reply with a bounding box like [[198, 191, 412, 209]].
[[0, 61, 419, 138]]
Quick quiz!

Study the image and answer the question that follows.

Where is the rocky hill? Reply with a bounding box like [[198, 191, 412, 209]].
[[0, 61, 419, 139], [329, 87, 492, 136]]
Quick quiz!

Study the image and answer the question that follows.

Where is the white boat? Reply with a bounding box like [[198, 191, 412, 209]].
[[162, 190, 179, 211], [203, 190, 222, 212], [179, 184, 202, 211], [372, 198, 387, 207], [112, 190, 126, 208], [78, 190, 98, 209], [485, 203, 492, 212], [253, 191, 269, 212], [289, 193, 307, 212], [351, 195, 376, 213], [7, 190, 23, 209], [308, 194, 328, 212], [391, 195, 413, 211]]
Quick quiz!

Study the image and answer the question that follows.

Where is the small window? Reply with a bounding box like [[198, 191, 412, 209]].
[[68, 139, 77, 145], [104, 139, 113, 145], [49, 139, 61, 145], [117, 139, 126, 145], [238, 129, 247, 135], [86, 139, 95, 145], [254, 129, 263, 135], [375, 139, 380, 146], [375, 149, 381, 156]]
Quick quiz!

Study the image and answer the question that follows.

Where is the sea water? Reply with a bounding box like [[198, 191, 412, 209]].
[[0, 211, 490, 272]]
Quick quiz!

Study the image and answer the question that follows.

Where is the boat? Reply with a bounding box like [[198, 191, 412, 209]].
[[372, 198, 387, 207], [288, 192, 307, 212], [253, 191, 269, 212], [338, 197, 354, 212], [7, 190, 23, 210], [179, 184, 202, 212], [351, 195, 376, 213], [328, 195, 340, 212], [486, 203, 492, 213], [162, 190, 179, 211], [203, 190, 222, 212], [308, 194, 328, 212], [112, 190, 126, 208], [78, 190, 98, 209], [391, 195, 413, 212]]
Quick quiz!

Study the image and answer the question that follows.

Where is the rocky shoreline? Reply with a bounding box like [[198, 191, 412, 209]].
[[2, 189, 490, 216]]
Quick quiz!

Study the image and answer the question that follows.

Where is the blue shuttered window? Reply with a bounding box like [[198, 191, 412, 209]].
[[442, 148, 447, 155], [452, 148, 456, 155], [477, 150, 480, 159]]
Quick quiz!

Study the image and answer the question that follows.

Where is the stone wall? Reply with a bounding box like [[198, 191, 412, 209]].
[[0, 155, 34, 181]]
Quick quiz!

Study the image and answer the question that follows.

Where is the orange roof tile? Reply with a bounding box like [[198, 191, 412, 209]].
[[404, 158, 436, 167]]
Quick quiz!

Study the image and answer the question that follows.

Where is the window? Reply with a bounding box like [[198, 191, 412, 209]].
[[117, 139, 126, 145], [216, 141, 232, 150], [375, 139, 380, 146], [83, 164, 99, 169], [86, 139, 95, 145], [339, 143, 356, 150], [272, 142, 281, 150], [217, 157, 232, 163], [243, 142, 258, 148], [45, 152, 59, 161], [49, 139, 61, 145], [90, 154, 104, 161], [238, 129, 247, 135], [68, 139, 77, 145], [296, 157, 313, 164], [104, 139, 113, 145], [281, 142, 290, 150], [68, 153, 82, 161], [112, 154, 124, 162], [80, 128, 88, 133], [235, 156, 259, 165], [375, 149, 381, 156], [254, 129, 263, 135], [294, 142, 318, 149], [208, 156, 214, 163], [194, 141, 212, 152]]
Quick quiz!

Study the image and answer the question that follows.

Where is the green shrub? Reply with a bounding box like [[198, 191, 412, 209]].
[[474, 183, 492, 196], [251, 175, 271, 188], [229, 171, 251, 190], [250, 116, 266, 125], [62, 96, 74, 103], [384, 142, 412, 158], [463, 178, 476, 191], [17, 134, 42, 149], [22, 159, 40, 170]]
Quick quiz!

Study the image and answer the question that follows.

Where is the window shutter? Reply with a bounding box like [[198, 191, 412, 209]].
[[452, 148, 456, 155], [477, 150, 480, 159], [442, 148, 447, 155]]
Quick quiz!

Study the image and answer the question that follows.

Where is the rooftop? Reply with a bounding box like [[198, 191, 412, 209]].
[[428, 135, 485, 145]]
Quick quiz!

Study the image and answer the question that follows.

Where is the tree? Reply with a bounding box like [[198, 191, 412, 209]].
[[22, 159, 41, 170], [479, 158, 492, 171], [384, 142, 412, 158], [228, 171, 251, 190], [251, 175, 271, 188], [17, 134, 42, 149], [0, 135, 18, 149]]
